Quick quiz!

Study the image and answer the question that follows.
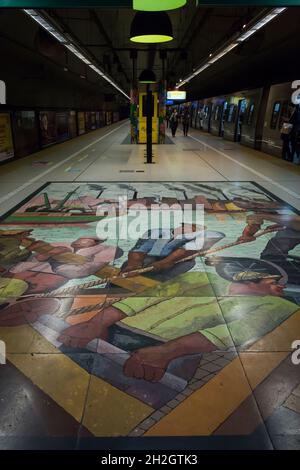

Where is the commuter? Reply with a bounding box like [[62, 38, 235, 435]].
[[290, 104, 300, 163], [182, 109, 190, 136], [281, 104, 295, 162], [169, 109, 179, 137]]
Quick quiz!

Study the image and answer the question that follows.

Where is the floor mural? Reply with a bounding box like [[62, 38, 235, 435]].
[[1, 181, 300, 448]]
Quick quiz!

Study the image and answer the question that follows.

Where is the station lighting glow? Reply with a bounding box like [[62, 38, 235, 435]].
[[133, 0, 186, 11], [23, 9, 130, 100], [130, 11, 173, 44], [176, 7, 287, 89]]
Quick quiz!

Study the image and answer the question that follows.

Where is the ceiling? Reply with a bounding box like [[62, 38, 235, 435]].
[[44, 4, 263, 89], [1, 3, 300, 100]]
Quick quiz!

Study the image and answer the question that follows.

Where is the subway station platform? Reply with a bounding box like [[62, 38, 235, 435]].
[[1, 121, 300, 450]]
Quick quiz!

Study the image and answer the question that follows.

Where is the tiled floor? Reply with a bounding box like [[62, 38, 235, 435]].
[[0, 121, 300, 449]]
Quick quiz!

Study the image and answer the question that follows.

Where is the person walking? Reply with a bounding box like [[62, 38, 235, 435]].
[[281, 103, 295, 162], [169, 109, 179, 137], [182, 109, 190, 136]]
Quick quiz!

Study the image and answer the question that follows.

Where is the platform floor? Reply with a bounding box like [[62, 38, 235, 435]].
[[0, 121, 300, 449]]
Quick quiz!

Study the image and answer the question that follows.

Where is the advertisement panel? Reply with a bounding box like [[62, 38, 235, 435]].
[[69, 111, 77, 138], [39, 111, 57, 147], [56, 111, 70, 142], [95, 111, 100, 128], [77, 112, 86, 135], [12, 110, 39, 158], [106, 111, 112, 126], [0, 112, 14, 162], [99, 111, 106, 127], [90, 111, 97, 130], [113, 111, 119, 123]]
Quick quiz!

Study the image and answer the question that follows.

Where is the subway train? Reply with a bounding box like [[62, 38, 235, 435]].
[[172, 80, 300, 163]]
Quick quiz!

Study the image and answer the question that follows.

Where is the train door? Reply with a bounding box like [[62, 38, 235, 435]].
[[236, 98, 247, 142], [220, 101, 228, 137], [202, 103, 212, 132], [196, 102, 203, 129]]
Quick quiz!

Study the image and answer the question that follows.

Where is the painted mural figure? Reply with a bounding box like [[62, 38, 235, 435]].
[[55, 268, 297, 383], [239, 212, 300, 287], [2, 234, 121, 294], [1, 182, 300, 426], [121, 223, 225, 281]]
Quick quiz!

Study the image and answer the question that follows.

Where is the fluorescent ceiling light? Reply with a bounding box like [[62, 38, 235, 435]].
[[89, 64, 104, 76], [23, 9, 130, 100], [24, 9, 67, 43], [176, 7, 287, 88]]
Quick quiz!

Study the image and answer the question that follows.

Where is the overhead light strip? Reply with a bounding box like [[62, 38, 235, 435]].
[[176, 7, 287, 89], [23, 9, 130, 100]]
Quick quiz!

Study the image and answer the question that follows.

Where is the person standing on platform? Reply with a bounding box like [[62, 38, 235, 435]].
[[170, 109, 179, 137], [182, 109, 190, 137], [281, 104, 296, 162], [290, 104, 300, 164]]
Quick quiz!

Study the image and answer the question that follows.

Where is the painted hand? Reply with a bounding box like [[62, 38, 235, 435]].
[[123, 345, 171, 382], [0, 298, 61, 326], [237, 235, 256, 242], [120, 264, 143, 277], [152, 260, 173, 272], [58, 320, 109, 349]]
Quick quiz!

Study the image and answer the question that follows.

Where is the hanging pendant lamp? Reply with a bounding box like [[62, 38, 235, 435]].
[[139, 69, 157, 83], [130, 11, 173, 44], [133, 1, 186, 11]]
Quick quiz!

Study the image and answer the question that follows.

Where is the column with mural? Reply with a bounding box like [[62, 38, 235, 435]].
[[130, 88, 139, 144], [158, 80, 166, 144]]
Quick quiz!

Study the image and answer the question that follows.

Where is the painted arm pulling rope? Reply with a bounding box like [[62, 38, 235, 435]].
[[20, 224, 284, 300]]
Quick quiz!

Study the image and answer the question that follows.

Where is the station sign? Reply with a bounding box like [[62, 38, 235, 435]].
[[167, 91, 186, 101]]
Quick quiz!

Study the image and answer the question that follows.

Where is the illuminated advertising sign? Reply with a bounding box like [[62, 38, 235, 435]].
[[167, 91, 186, 101]]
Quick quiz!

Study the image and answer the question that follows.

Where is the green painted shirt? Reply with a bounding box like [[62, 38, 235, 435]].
[[114, 272, 298, 349], [0, 278, 28, 304]]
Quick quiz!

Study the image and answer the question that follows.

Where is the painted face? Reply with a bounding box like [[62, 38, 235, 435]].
[[72, 238, 98, 249], [229, 278, 284, 296], [258, 278, 284, 296]]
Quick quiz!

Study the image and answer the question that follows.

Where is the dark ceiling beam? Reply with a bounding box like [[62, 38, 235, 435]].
[[147, 44, 157, 74], [170, 8, 211, 78], [88, 9, 130, 84]]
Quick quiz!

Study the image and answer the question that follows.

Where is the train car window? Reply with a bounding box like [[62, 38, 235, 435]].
[[247, 104, 255, 125], [214, 105, 222, 121], [227, 104, 237, 123], [270, 101, 281, 129], [213, 106, 218, 121]]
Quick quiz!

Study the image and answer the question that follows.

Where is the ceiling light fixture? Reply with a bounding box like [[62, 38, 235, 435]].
[[23, 9, 130, 100], [133, 0, 186, 11], [130, 11, 173, 43], [175, 7, 287, 89], [139, 69, 157, 83]]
